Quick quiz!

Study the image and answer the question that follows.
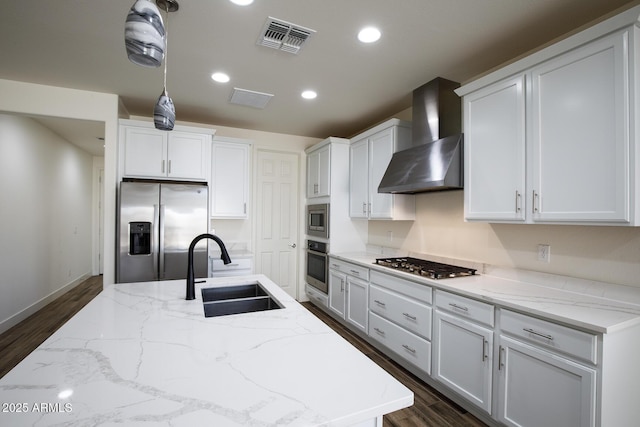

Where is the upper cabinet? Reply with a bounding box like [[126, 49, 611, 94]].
[[119, 119, 213, 182], [211, 137, 251, 219], [349, 119, 416, 220], [307, 143, 331, 198], [457, 11, 640, 226]]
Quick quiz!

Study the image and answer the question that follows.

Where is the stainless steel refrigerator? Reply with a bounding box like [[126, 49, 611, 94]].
[[117, 180, 208, 283]]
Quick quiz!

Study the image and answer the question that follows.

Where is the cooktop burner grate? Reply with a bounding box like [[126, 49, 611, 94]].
[[374, 257, 477, 279]]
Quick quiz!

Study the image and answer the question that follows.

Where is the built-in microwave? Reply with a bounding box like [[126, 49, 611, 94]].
[[307, 203, 329, 239]]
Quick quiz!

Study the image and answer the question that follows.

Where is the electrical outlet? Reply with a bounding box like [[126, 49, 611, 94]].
[[387, 231, 393, 242], [537, 244, 551, 263]]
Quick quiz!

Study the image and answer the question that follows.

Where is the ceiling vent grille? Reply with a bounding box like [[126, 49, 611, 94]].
[[257, 17, 315, 54], [229, 87, 274, 109]]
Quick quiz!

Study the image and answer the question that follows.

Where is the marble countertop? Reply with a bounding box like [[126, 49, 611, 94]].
[[0, 275, 412, 426], [331, 252, 640, 334]]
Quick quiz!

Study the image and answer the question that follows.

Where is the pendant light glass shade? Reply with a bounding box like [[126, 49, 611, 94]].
[[154, 88, 175, 130], [124, 0, 165, 67]]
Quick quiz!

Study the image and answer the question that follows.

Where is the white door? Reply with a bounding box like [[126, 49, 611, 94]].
[[255, 150, 299, 298]]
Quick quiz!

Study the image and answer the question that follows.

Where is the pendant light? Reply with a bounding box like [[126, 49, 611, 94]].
[[124, 0, 166, 68], [153, 0, 179, 131]]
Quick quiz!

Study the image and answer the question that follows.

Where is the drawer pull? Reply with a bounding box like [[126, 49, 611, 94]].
[[374, 299, 386, 307], [349, 269, 360, 276], [403, 312, 417, 321], [373, 327, 385, 336], [449, 303, 469, 312], [331, 263, 340, 269], [523, 328, 554, 341], [402, 344, 416, 354]]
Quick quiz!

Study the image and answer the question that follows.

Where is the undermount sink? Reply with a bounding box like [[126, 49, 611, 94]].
[[202, 282, 283, 317]]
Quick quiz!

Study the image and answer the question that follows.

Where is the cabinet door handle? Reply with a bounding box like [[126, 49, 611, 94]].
[[523, 328, 554, 341], [403, 312, 417, 321], [168, 159, 172, 174], [373, 327, 385, 336], [449, 303, 469, 312], [482, 338, 488, 361], [402, 344, 416, 354], [161, 160, 166, 173], [368, 203, 371, 214], [532, 190, 539, 213], [244, 203, 247, 214], [515, 190, 521, 212], [374, 299, 386, 307], [362, 202, 367, 214], [340, 279, 344, 293], [498, 345, 505, 370]]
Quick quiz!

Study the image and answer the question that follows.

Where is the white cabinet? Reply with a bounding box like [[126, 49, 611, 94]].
[[209, 255, 253, 277], [458, 26, 638, 225], [463, 75, 526, 221], [368, 270, 432, 376], [211, 138, 250, 218], [497, 310, 597, 427], [328, 257, 369, 334], [433, 291, 494, 414], [307, 144, 330, 198], [328, 269, 347, 319], [349, 119, 415, 220], [119, 120, 212, 181], [530, 31, 629, 223]]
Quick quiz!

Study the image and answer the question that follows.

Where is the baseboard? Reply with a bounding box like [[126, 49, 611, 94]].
[[0, 273, 92, 335]]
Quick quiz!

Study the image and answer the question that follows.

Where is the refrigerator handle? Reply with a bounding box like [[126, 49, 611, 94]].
[[159, 204, 166, 279], [152, 204, 160, 280]]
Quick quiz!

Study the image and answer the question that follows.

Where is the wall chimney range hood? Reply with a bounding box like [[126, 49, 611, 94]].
[[378, 77, 464, 194]]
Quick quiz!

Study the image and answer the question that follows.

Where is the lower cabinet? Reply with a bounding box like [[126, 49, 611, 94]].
[[433, 291, 494, 414], [496, 309, 597, 427], [314, 259, 607, 426], [328, 258, 369, 334], [368, 271, 432, 376]]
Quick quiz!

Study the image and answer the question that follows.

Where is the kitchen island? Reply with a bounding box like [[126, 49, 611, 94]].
[[0, 275, 413, 426]]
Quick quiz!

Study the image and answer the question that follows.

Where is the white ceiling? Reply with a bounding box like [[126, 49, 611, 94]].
[[1, 0, 637, 156]]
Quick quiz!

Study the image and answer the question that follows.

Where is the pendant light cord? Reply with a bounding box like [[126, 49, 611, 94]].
[[163, 4, 169, 89]]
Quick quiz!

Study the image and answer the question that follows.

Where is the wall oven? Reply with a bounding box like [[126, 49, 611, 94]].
[[306, 240, 328, 293], [307, 203, 329, 239]]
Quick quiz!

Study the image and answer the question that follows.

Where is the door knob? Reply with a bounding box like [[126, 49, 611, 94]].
[[289, 243, 297, 248]]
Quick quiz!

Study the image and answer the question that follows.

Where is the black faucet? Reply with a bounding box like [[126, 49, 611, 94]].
[[186, 233, 232, 300]]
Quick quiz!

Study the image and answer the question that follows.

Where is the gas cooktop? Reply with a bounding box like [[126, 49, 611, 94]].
[[374, 257, 477, 279]]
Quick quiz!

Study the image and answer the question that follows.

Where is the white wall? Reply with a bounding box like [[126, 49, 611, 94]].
[[367, 190, 640, 288], [0, 79, 120, 291], [0, 114, 94, 331]]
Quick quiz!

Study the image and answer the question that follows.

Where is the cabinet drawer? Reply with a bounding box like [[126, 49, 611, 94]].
[[500, 309, 598, 364], [370, 270, 432, 304], [435, 290, 494, 327], [370, 284, 432, 340], [370, 312, 431, 375], [210, 257, 252, 277], [329, 258, 369, 281], [306, 285, 328, 308]]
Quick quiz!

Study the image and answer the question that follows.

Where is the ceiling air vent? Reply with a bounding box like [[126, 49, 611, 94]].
[[229, 87, 274, 109], [257, 17, 315, 54]]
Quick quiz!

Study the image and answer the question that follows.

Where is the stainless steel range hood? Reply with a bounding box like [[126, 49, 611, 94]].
[[378, 77, 463, 194]]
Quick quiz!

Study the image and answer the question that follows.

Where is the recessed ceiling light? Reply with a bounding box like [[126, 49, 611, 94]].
[[358, 26, 381, 43], [229, 0, 253, 5], [211, 72, 230, 83], [301, 90, 317, 100]]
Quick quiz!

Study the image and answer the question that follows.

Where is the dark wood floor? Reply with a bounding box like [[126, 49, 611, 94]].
[[0, 277, 487, 426], [0, 275, 103, 379]]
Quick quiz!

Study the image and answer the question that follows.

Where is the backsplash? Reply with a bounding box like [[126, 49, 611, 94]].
[[367, 191, 640, 288]]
